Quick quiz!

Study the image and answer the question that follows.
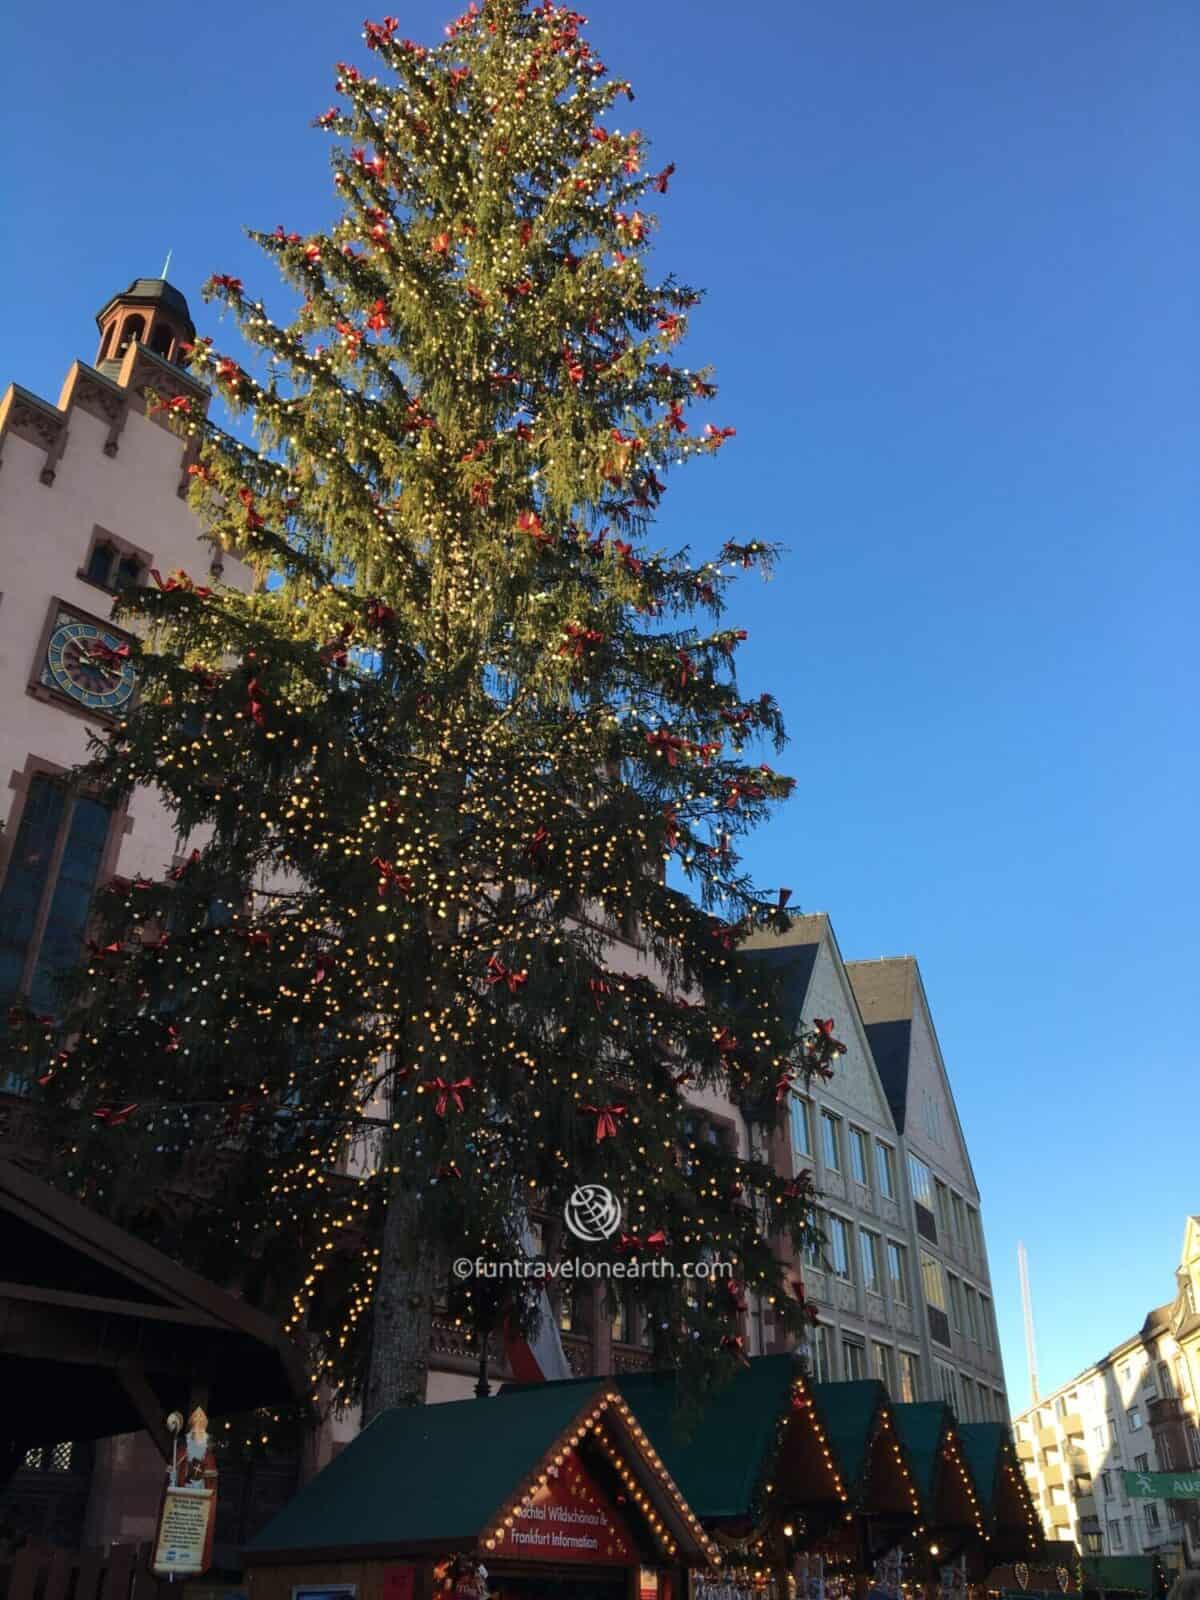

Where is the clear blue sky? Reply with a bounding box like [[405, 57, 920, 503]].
[[3, 0, 1197, 1408]]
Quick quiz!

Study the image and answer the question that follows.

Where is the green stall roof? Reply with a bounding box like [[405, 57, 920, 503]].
[[810, 1380, 887, 1496], [890, 1401, 955, 1509], [247, 1381, 609, 1554], [504, 1352, 802, 1522]]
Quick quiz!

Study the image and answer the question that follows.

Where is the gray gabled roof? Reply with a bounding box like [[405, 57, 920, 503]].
[[845, 959, 917, 1132]]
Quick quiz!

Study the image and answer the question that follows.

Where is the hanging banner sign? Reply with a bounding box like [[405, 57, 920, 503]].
[[151, 1486, 216, 1576], [1123, 1470, 1200, 1500]]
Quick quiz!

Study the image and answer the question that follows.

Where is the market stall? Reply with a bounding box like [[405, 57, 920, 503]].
[[242, 1382, 717, 1600]]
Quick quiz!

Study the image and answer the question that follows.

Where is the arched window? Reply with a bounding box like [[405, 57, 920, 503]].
[[118, 315, 145, 353], [150, 322, 173, 358], [98, 323, 116, 361]]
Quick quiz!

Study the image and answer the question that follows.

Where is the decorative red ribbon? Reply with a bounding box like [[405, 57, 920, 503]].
[[94, 1104, 139, 1126], [617, 1230, 667, 1256], [486, 955, 527, 994], [581, 1102, 627, 1142], [429, 1077, 472, 1116], [150, 568, 210, 597]]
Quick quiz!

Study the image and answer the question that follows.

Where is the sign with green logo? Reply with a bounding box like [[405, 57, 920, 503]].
[[1123, 1470, 1200, 1500]]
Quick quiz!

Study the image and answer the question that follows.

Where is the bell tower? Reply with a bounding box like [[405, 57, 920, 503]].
[[94, 277, 196, 372]]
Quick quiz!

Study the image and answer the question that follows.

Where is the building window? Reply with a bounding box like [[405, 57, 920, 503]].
[[952, 1190, 968, 1244], [848, 1126, 870, 1186], [887, 1241, 909, 1304], [0, 775, 115, 1017], [609, 1290, 631, 1344], [961, 1375, 976, 1420], [899, 1350, 920, 1403], [842, 1339, 865, 1380], [821, 1111, 841, 1172], [1084, 1533, 1103, 1555], [908, 1154, 934, 1208], [934, 1359, 959, 1411], [828, 1216, 852, 1281], [860, 1230, 880, 1293], [979, 1293, 995, 1349], [947, 1272, 964, 1332], [1157, 1362, 1173, 1397], [82, 531, 144, 593], [965, 1205, 983, 1253], [1143, 1503, 1160, 1532], [1167, 1502, 1179, 1527], [1108, 1521, 1124, 1550], [1127, 1406, 1144, 1432], [557, 1281, 590, 1335], [22, 1443, 73, 1473], [875, 1141, 895, 1198], [1101, 1471, 1113, 1498], [790, 1097, 812, 1159], [921, 1253, 947, 1310], [872, 1341, 895, 1394], [1159, 1437, 1173, 1470], [963, 1283, 981, 1343], [806, 1322, 832, 1382]]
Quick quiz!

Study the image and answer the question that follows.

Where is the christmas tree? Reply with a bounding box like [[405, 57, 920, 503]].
[[11, 0, 844, 1424]]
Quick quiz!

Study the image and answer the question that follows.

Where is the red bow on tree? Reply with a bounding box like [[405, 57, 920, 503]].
[[312, 953, 334, 985], [662, 806, 680, 849], [676, 650, 695, 688], [588, 977, 612, 1010], [237, 487, 265, 532], [164, 1024, 180, 1054], [524, 826, 550, 864], [652, 163, 676, 193], [150, 568, 210, 597], [561, 623, 605, 658], [774, 1069, 796, 1104], [82, 638, 130, 670], [790, 1275, 821, 1326], [429, 1076, 472, 1116], [365, 598, 395, 630], [170, 849, 200, 880], [371, 857, 413, 898], [617, 1230, 667, 1256], [516, 508, 550, 544], [645, 729, 689, 766], [486, 955, 528, 994], [580, 1102, 627, 1142], [94, 1104, 139, 1126], [726, 1279, 748, 1313], [245, 679, 267, 728], [208, 275, 243, 294]]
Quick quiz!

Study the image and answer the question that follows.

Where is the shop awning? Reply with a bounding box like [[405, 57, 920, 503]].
[[245, 1381, 717, 1568], [0, 1157, 305, 1456]]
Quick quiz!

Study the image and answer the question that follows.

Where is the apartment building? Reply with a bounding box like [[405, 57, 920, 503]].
[[743, 918, 1008, 1422], [1012, 1219, 1200, 1577]]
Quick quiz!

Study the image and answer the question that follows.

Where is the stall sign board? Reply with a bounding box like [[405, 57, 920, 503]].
[[152, 1487, 216, 1577], [641, 1569, 660, 1600], [490, 1448, 638, 1564]]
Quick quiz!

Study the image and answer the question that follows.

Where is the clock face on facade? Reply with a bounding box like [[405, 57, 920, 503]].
[[41, 612, 136, 712]]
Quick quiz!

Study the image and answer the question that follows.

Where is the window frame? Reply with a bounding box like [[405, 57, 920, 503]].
[[875, 1140, 896, 1198], [887, 1239, 909, 1304], [821, 1110, 842, 1172], [0, 757, 124, 1020], [828, 1214, 852, 1282], [848, 1125, 870, 1187], [860, 1229, 881, 1294]]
